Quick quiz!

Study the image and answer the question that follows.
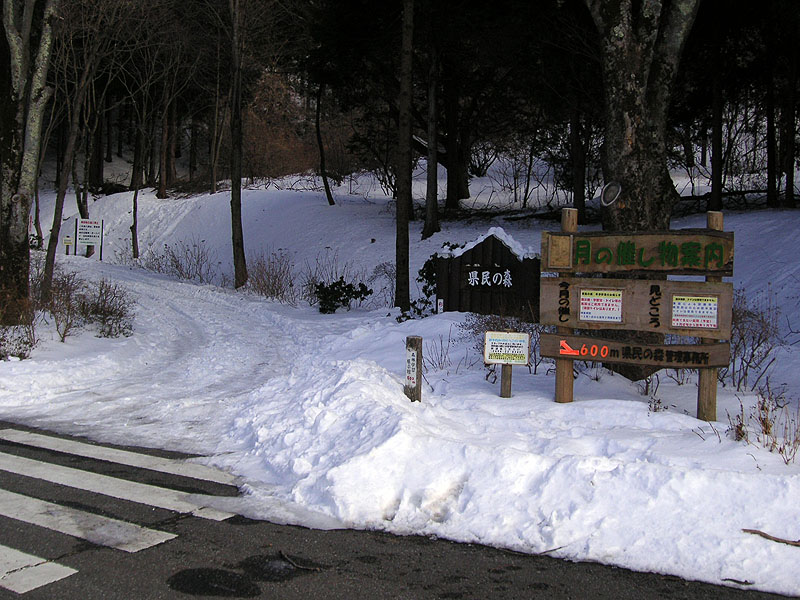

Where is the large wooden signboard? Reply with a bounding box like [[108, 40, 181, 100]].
[[436, 234, 540, 320], [540, 210, 733, 421]]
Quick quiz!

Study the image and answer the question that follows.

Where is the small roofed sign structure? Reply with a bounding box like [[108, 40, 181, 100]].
[[436, 229, 540, 320]]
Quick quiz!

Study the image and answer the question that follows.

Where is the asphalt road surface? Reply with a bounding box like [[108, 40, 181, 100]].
[[0, 420, 793, 600]]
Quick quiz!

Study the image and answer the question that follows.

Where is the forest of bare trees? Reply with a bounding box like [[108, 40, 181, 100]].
[[2, 0, 799, 323]]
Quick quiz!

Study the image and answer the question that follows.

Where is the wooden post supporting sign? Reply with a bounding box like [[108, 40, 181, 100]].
[[697, 211, 724, 421], [555, 208, 577, 403]]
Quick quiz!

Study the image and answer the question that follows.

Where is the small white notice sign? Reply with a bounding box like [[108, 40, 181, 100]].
[[671, 295, 718, 329], [406, 348, 418, 386], [484, 331, 530, 365], [579, 289, 623, 323], [76, 219, 103, 245]]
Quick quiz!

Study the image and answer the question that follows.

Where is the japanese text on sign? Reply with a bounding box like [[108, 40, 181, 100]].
[[484, 331, 530, 365], [579, 289, 623, 323], [671, 295, 718, 329], [466, 268, 513, 288], [574, 238, 725, 270], [406, 349, 418, 386], [76, 219, 103, 245]]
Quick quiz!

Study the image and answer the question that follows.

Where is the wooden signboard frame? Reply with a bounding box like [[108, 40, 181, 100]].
[[540, 333, 731, 368], [540, 209, 732, 421], [540, 277, 733, 339], [541, 230, 734, 276]]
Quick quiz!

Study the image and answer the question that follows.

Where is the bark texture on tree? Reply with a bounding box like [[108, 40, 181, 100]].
[[230, 0, 248, 289], [1, 0, 58, 324], [585, 0, 700, 233], [394, 0, 413, 312], [422, 42, 440, 240], [584, 0, 700, 381], [315, 84, 335, 206]]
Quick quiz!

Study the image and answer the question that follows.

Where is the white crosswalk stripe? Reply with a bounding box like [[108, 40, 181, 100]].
[[0, 427, 240, 594], [0, 429, 236, 485], [0, 489, 177, 552], [0, 451, 234, 521], [0, 544, 77, 594]]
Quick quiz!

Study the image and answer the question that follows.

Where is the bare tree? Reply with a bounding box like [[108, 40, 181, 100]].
[[1, 0, 59, 324], [229, 0, 248, 288], [40, 0, 130, 303]]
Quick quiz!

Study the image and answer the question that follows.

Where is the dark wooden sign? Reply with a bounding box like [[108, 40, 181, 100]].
[[541, 230, 734, 276], [540, 277, 733, 339], [540, 333, 731, 368], [436, 234, 540, 319]]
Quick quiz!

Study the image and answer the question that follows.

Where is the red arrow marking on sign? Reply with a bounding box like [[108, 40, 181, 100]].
[[559, 340, 580, 356]]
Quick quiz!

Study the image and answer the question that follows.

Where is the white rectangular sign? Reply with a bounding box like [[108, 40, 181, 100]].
[[484, 331, 530, 365], [579, 289, 623, 323], [76, 219, 103, 245], [671, 295, 718, 329], [405, 348, 418, 386]]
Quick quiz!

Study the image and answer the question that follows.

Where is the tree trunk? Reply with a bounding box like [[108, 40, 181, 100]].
[[766, 67, 778, 208], [89, 104, 104, 191], [315, 83, 335, 206], [442, 70, 470, 211], [42, 84, 89, 304], [585, 0, 700, 381], [130, 124, 143, 191], [586, 0, 700, 233], [130, 185, 140, 259], [570, 108, 587, 224], [157, 96, 169, 198], [394, 0, 413, 312], [781, 36, 797, 208], [146, 117, 157, 186], [708, 20, 723, 212], [168, 99, 178, 179], [422, 43, 440, 240], [189, 115, 198, 182], [1, 0, 59, 324], [105, 95, 113, 163], [230, 0, 247, 288]]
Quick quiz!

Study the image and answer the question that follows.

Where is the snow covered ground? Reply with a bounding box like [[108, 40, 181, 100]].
[[3, 175, 800, 596]]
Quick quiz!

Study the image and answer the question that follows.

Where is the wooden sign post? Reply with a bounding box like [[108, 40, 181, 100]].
[[697, 211, 724, 421], [404, 336, 423, 402], [555, 209, 577, 403], [539, 210, 733, 421]]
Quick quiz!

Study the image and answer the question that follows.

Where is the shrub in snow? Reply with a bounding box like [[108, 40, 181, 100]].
[[314, 277, 372, 314], [247, 249, 298, 306], [300, 249, 368, 308], [79, 279, 135, 338], [721, 289, 783, 392], [140, 237, 221, 285], [727, 382, 800, 465]]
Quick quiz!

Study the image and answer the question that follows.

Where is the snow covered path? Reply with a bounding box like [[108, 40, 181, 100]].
[[0, 260, 304, 454]]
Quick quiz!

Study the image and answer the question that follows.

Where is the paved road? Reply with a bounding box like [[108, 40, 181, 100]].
[[0, 421, 793, 599]]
